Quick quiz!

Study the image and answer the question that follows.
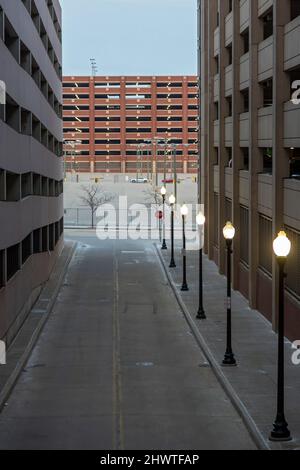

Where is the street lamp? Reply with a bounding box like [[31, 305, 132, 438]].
[[270, 231, 292, 442], [180, 204, 189, 292], [160, 186, 167, 250], [222, 222, 237, 367], [169, 194, 176, 268], [196, 211, 206, 320]]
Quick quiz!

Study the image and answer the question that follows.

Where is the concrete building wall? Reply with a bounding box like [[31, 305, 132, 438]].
[[62, 76, 199, 175], [0, 0, 64, 345], [199, 0, 300, 341]]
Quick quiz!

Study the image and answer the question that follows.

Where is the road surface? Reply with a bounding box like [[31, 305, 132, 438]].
[[0, 231, 256, 450]]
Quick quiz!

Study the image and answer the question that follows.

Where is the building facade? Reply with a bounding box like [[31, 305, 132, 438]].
[[199, 0, 300, 339], [63, 75, 199, 175], [0, 0, 64, 344]]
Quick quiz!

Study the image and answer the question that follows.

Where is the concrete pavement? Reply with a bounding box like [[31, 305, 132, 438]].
[[0, 231, 256, 450]]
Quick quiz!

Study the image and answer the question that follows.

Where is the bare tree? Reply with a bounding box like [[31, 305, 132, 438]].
[[143, 187, 163, 208], [80, 184, 115, 228]]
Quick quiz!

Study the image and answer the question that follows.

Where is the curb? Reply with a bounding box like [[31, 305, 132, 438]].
[[154, 243, 270, 451], [0, 242, 77, 411]]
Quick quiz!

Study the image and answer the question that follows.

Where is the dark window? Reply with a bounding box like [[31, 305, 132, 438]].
[[285, 227, 300, 299], [262, 10, 273, 40], [7, 244, 20, 281], [240, 206, 249, 266], [213, 193, 219, 248], [33, 228, 41, 253], [0, 250, 4, 288], [259, 215, 273, 275], [22, 234, 32, 264], [291, 0, 300, 20]]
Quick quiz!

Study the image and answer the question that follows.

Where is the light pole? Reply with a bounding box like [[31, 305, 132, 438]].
[[169, 194, 176, 268], [222, 222, 237, 367], [160, 186, 167, 250], [180, 204, 189, 292], [196, 211, 206, 320], [270, 231, 292, 442]]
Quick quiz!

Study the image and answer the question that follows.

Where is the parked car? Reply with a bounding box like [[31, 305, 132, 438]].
[[130, 177, 148, 183], [162, 178, 174, 184]]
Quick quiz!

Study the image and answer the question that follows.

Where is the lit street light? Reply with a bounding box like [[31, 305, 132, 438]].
[[196, 211, 206, 320], [222, 222, 237, 367], [270, 231, 292, 442], [180, 204, 189, 292], [169, 194, 176, 268], [160, 186, 167, 250]]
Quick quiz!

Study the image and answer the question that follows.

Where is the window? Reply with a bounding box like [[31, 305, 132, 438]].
[[262, 148, 273, 174], [213, 193, 219, 248], [285, 227, 300, 299], [262, 10, 273, 40], [227, 45, 233, 66], [290, 148, 300, 178], [0, 250, 4, 288], [259, 215, 273, 275], [240, 206, 249, 266], [7, 244, 20, 281], [262, 79, 273, 107], [241, 29, 249, 54], [242, 148, 249, 170], [21, 173, 32, 198], [291, 0, 300, 21], [242, 89, 249, 113], [22, 234, 32, 265]]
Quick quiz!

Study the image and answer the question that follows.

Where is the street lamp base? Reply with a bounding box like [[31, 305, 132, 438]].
[[181, 284, 189, 292], [196, 308, 206, 320], [269, 422, 292, 442], [222, 353, 237, 367], [161, 241, 168, 250], [169, 260, 176, 268]]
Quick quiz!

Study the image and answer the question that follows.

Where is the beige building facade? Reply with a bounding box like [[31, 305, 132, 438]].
[[199, 0, 300, 339], [0, 0, 64, 345]]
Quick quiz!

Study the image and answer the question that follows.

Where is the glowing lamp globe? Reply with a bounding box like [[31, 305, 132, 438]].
[[273, 231, 291, 258], [169, 194, 176, 205], [223, 222, 235, 240], [196, 212, 206, 226], [160, 186, 167, 196], [181, 204, 189, 217]]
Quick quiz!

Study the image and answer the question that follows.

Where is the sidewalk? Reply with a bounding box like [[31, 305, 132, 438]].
[[158, 243, 300, 450], [0, 241, 76, 412]]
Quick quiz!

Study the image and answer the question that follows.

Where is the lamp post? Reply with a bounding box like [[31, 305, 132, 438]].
[[196, 211, 206, 320], [169, 194, 176, 268], [270, 231, 292, 442], [160, 186, 167, 250], [222, 222, 237, 367], [180, 204, 189, 292]]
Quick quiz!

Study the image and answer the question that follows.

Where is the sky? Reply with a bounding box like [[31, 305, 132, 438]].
[[60, 0, 197, 77]]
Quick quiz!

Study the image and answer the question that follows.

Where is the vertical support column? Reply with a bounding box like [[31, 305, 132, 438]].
[[151, 77, 157, 176], [272, 1, 290, 330], [182, 77, 189, 174], [206, 0, 218, 260], [89, 76, 95, 174], [232, 0, 244, 290], [200, 0, 209, 252], [120, 77, 127, 174], [217, 0, 227, 274], [248, 0, 263, 309]]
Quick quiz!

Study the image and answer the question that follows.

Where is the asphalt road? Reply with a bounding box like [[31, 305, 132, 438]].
[[0, 231, 256, 450]]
